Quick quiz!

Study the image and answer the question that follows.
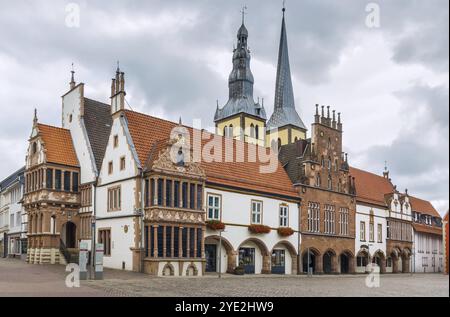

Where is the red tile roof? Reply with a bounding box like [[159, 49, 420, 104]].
[[409, 196, 441, 218], [412, 223, 443, 236], [124, 110, 298, 199], [350, 167, 394, 206], [37, 124, 79, 167]]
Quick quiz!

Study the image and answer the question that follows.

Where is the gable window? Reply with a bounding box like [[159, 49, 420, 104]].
[[279, 205, 289, 227], [108, 161, 113, 175], [55, 170, 62, 190], [120, 157, 126, 171], [360, 221, 366, 241], [251, 201, 262, 224], [255, 125, 259, 140], [107, 187, 121, 211], [113, 135, 119, 148], [32, 142, 37, 154], [207, 194, 221, 221]]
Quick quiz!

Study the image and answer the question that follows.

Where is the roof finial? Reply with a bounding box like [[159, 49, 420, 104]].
[[179, 116, 182, 125], [116, 60, 120, 73], [384, 160, 388, 171], [282, 0, 286, 16], [241, 5, 247, 24], [70, 63, 76, 89], [33, 108, 38, 125]]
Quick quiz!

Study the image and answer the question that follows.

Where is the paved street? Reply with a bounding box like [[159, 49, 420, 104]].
[[0, 258, 448, 297]]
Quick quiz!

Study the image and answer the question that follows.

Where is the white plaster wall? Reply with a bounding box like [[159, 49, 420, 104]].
[[96, 217, 134, 271], [355, 204, 387, 258], [413, 231, 445, 273], [96, 179, 137, 218], [204, 188, 299, 274], [62, 86, 96, 184]]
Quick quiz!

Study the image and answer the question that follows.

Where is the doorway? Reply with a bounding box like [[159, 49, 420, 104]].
[[340, 254, 349, 274], [205, 244, 217, 273], [62, 222, 77, 248], [239, 248, 256, 274], [271, 249, 286, 274], [302, 252, 316, 274]]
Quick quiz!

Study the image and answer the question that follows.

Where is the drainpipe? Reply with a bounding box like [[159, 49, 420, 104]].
[[91, 177, 98, 279], [297, 202, 301, 275]]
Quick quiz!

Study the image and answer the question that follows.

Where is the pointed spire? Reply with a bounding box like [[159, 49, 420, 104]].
[[267, 5, 307, 131], [241, 5, 247, 25]]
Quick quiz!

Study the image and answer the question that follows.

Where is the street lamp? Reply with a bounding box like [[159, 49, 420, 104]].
[[218, 229, 226, 279]]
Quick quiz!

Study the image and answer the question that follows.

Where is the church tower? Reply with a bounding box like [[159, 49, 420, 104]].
[[215, 9, 267, 146], [266, 7, 307, 149]]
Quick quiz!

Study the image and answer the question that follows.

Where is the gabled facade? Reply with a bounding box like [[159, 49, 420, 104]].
[[410, 196, 444, 273], [280, 105, 356, 275], [350, 167, 393, 273], [23, 114, 81, 265]]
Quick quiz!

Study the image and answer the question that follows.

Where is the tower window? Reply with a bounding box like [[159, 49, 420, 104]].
[[250, 124, 255, 138], [255, 125, 259, 140]]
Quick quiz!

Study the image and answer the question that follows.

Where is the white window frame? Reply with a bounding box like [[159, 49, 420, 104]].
[[207, 194, 221, 221], [251, 201, 263, 224], [279, 205, 289, 227], [360, 221, 366, 241]]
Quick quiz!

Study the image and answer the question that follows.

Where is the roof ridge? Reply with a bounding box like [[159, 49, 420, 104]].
[[37, 123, 70, 132]]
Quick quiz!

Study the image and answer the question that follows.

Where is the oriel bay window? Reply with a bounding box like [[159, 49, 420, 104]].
[[64, 171, 71, 191], [145, 225, 203, 259], [55, 170, 62, 190], [46, 169, 53, 189]]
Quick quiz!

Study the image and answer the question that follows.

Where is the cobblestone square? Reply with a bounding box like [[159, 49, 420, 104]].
[[0, 258, 448, 297]]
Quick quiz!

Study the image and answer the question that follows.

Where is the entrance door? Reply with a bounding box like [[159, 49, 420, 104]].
[[205, 244, 217, 273], [239, 248, 255, 274], [63, 222, 77, 248], [340, 254, 349, 274], [302, 252, 315, 274], [271, 250, 286, 274], [323, 252, 333, 274]]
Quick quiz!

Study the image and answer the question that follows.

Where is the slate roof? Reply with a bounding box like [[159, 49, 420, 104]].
[[267, 12, 306, 131], [37, 124, 79, 167], [83, 98, 112, 172], [349, 167, 395, 206], [0, 167, 25, 191], [124, 110, 299, 199]]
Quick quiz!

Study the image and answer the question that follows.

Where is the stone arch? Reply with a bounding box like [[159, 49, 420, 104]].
[[205, 235, 236, 273], [356, 249, 370, 273], [301, 247, 321, 274], [186, 263, 198, 277], [162, 263, 175, 276], [61, 221, 77, 249], [401, 248, 412, 273], [389, 247, 402, 273], [238, 238, 271, 274], [339, 250, 355, 274], [372, 249, 386, 273], [323, 249, 338, 274], [272, 241, 298, 275]]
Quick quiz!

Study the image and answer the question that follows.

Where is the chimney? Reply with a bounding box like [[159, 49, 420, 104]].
[[314, 104, 320, 123], [321, 106, 325, 124]]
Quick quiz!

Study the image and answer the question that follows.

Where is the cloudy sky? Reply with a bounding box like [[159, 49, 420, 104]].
[[0, 0, 448, 215]]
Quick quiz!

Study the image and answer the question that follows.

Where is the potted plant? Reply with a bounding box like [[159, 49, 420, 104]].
[[234, 260, 245, 275], [277, 227, 295, 237], [248, 224, 271, 234], [206, 220, 226, 231]]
